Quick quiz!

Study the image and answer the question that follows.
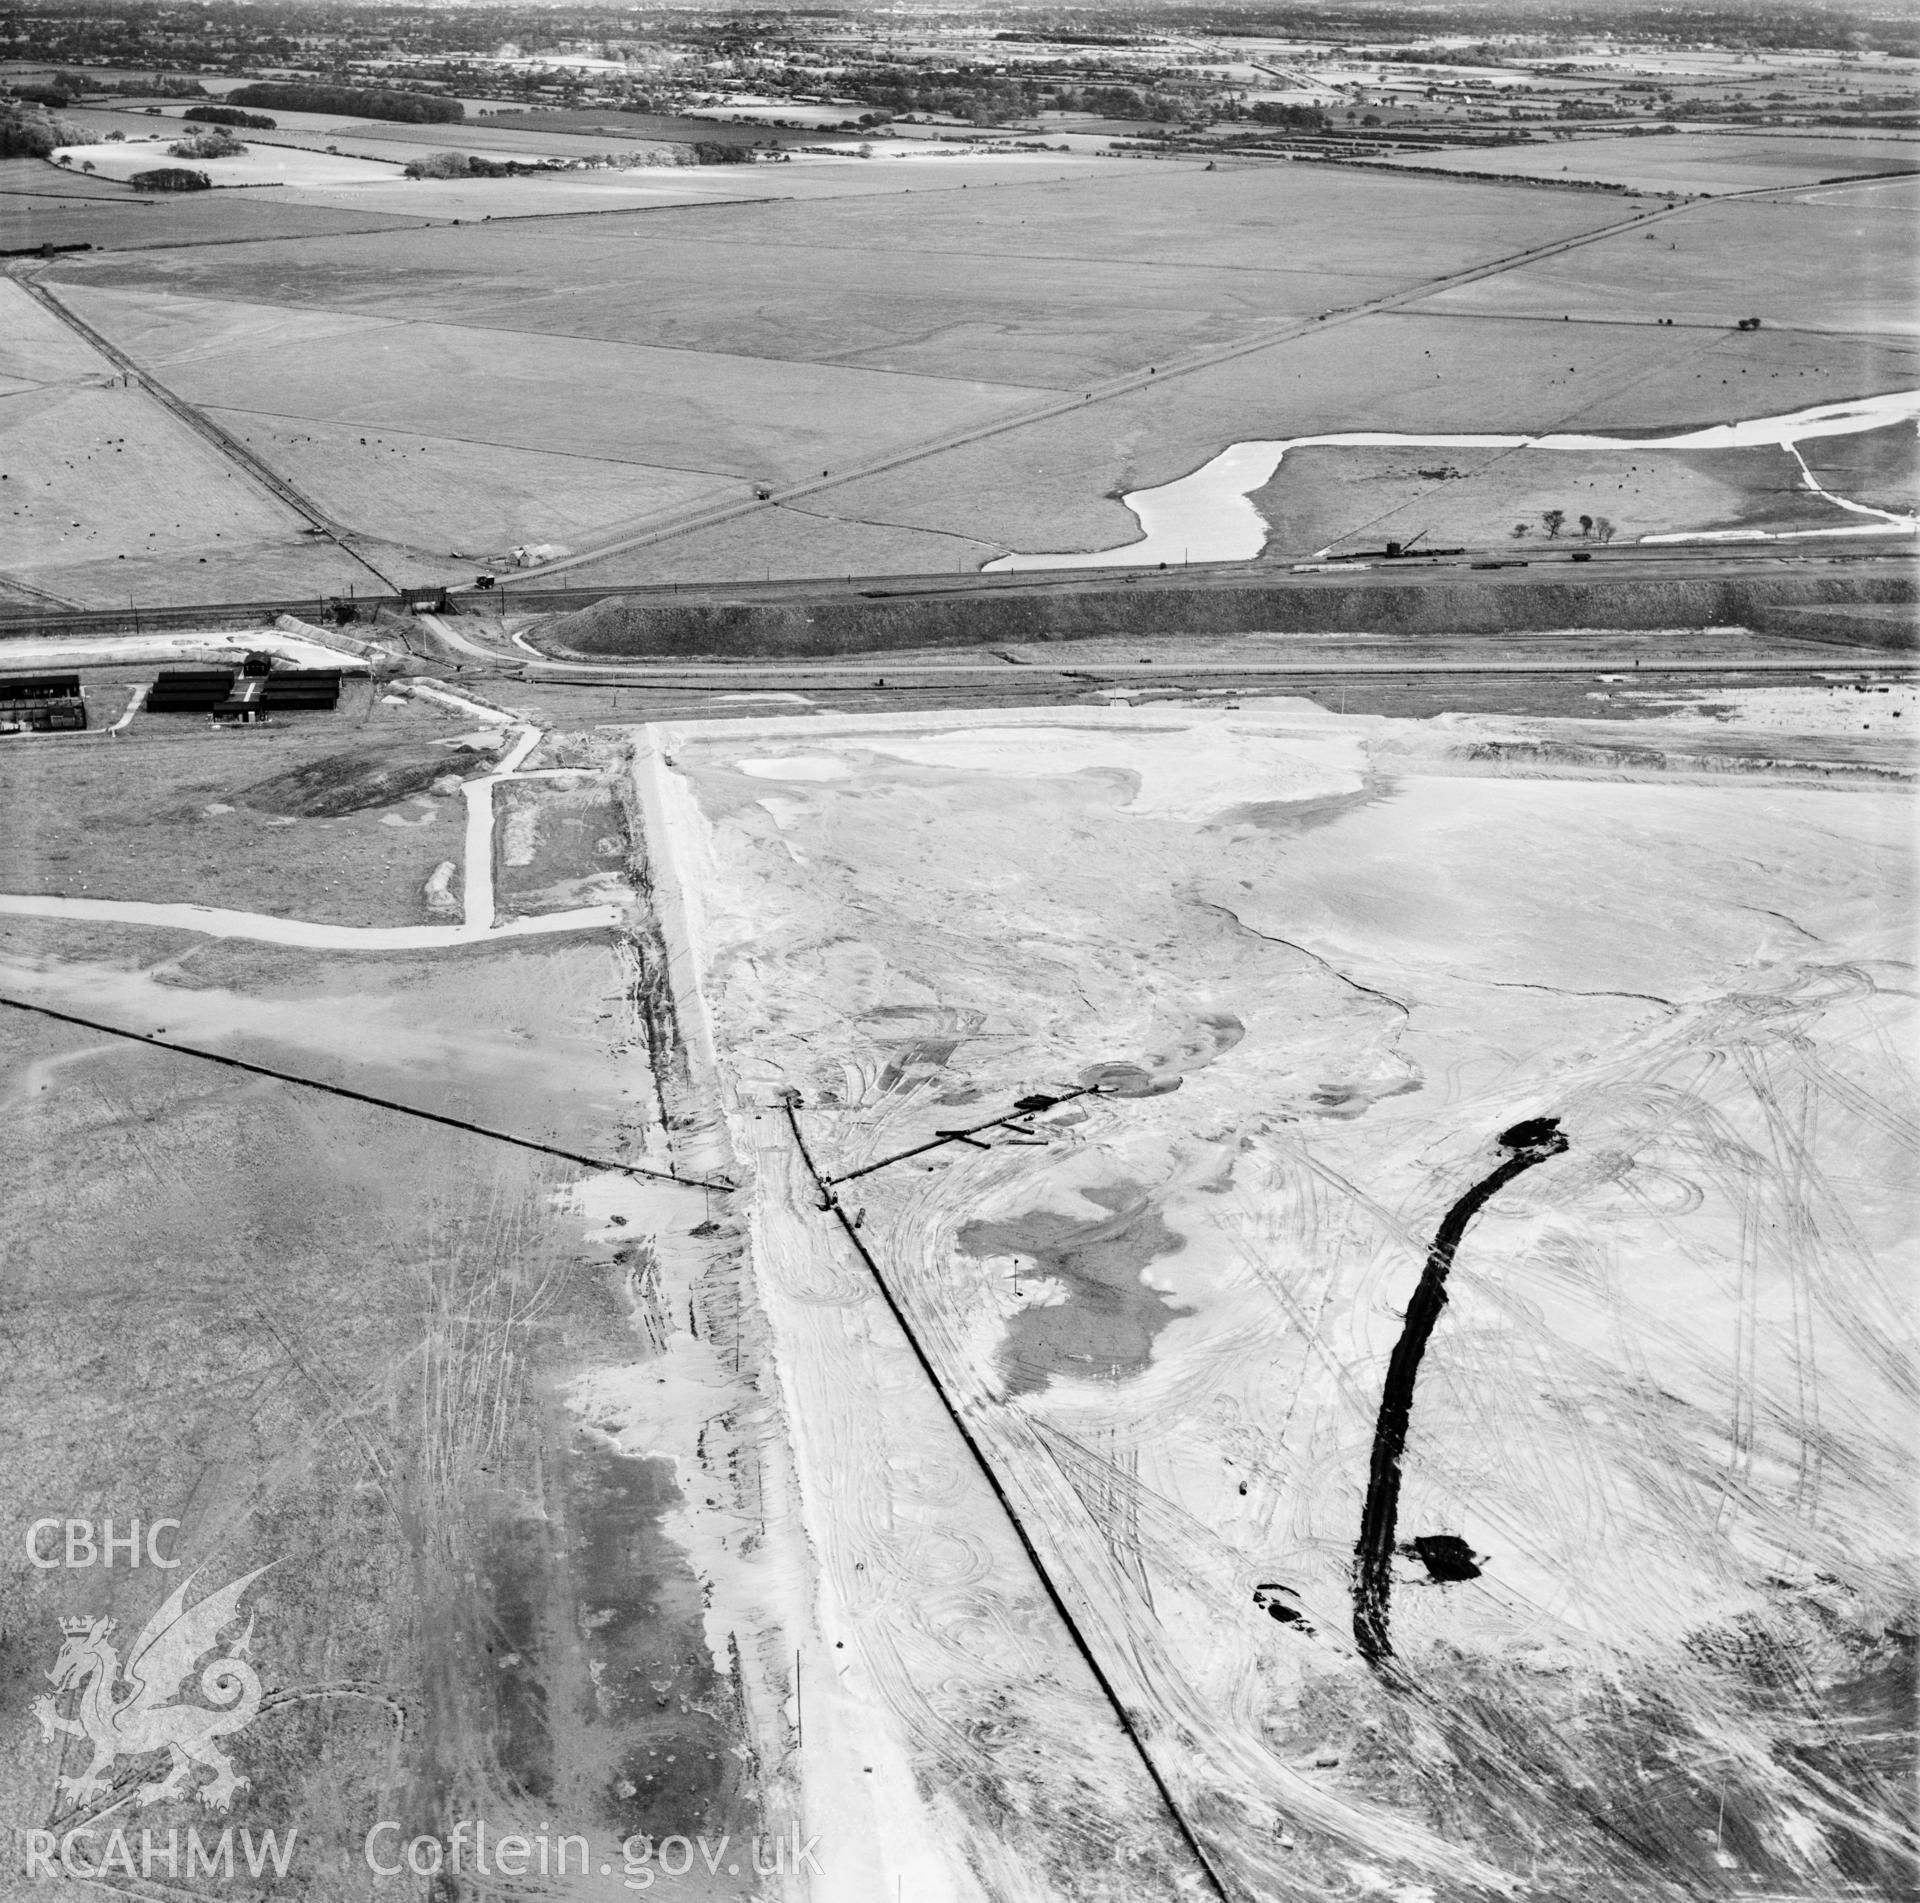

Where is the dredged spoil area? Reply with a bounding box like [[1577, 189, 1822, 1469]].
[[960, 1188, 1194, 1399], [982, 389, 1920, 571]]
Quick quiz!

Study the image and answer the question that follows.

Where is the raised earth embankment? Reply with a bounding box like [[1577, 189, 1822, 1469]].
[[537, 568, 1917, 659]]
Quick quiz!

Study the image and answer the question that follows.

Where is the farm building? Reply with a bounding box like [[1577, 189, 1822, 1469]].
[[147, 664, 343, 721], [0, 674, 86, 733]]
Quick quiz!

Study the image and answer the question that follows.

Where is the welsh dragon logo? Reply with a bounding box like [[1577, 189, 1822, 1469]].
[[33, 1567, 271, 1811]]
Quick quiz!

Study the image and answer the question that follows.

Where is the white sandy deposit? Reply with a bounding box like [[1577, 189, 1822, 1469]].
[[739, 717, 1366, 822], [638, 694, 1915, 1902]]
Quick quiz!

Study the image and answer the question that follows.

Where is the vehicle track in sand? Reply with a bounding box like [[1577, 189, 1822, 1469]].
[[779, 1092, 1238, 1903]]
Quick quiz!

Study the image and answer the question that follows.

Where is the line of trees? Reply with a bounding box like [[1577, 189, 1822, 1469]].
[[227, 81, 461, 123], [401, 141, 752, 178], [184, 104, 277, 130], [1516, 510, 1616, 542], [1247, 102, 1329, 130], [53, 72, 205, 99], [129, 166, 210, 191], [5, 83, 75, 109]]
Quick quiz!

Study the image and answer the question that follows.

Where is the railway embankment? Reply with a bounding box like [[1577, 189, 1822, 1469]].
[[537, 567, 1917, 659]]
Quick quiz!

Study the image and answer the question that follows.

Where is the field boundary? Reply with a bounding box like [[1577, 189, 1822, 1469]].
[[495, 190, 1699, 585], [8, 262, 403, 592]]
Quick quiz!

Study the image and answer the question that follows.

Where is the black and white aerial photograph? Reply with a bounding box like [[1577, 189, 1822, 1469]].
[[0, 0, 1914, 1896]]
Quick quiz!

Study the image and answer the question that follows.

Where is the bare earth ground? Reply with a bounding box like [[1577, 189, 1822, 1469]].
[[648, 691, 1917, 1900], [459, 637, 1920, 736], [0, 668, 1912, 1900]]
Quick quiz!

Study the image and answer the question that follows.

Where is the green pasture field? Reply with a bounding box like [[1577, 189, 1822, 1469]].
[[0, 155, 134, 199], [484, 105, 850, 147], [0, 279, 107, 390], [281, 116, 689, 159], [0, 381, 323, 582], [22, 154, 1916, 596], [0, 278, 383, 604], [558, 315, 1920, 584], [22, 161, 1653, 577], [0, 700, 478, 926], [60, 222, 1403, 391], [1369, 131, 1920, 198], [205, 412, 753, 554], [214, 116, 691, 161], [51, 159, 1643, 309], [56, 285, 1041, 484], [563, 497, 1007, 587], [431, 241, 1404, 388], [54, 286, 397, 366], [196, 150, 1178, 225], [795, 314, 1916, 549], [1797, 420, 1920, 516], [1252, 440, 1855, 556], [1410, 180, 1920, 337], [28, 536, 403, 607], [0, 161, 426, 252], [639, 161, 1645, 278]]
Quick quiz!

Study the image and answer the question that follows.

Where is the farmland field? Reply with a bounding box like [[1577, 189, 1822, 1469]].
[[1366, 130, 1920, 196], [560, 310, 1919, 583], [84, 293, 1039, 478], [1247, 440, 1844, 555], [17, 160, 1659, 591], [0, 285, 377, 606], [207, 415, 752, 555], [0, 154, 427, 253], [12, 136, 1918, 594], [1409, 178, 1920, 336]]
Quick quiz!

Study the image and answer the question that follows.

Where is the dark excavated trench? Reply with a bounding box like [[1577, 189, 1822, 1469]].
[[1353, 1116, 1569, 1669]]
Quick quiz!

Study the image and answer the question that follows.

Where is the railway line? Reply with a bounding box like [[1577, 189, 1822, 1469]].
[[2, 543, 1912, 649]]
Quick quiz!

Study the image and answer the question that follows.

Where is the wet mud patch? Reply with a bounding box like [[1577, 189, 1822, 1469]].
[[238, 743, 469, 817], [480, 1511, 558, 1798], [469, 1434, 755, 1858], [1079, 1014, 1244, 1100], [961, 1188, 1194, 1398], [1206, 782, 1381, 838], [1078, 1059, 1181, 1098], [494, 780, 629, 919], [564, 1439, 753, 1846]]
